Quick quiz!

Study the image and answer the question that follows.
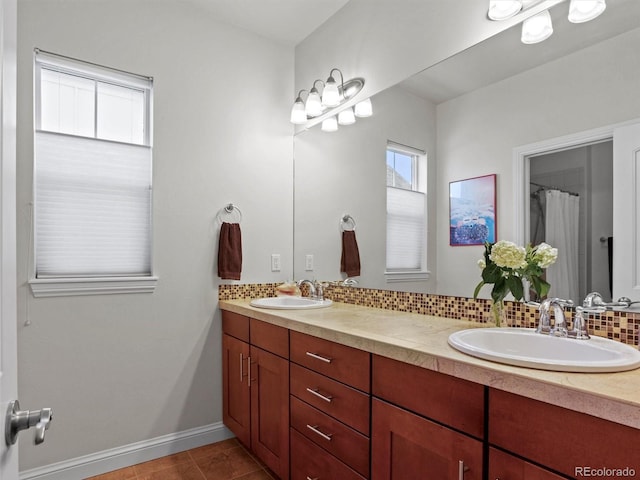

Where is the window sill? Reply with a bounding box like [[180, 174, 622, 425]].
[[29, 276, 158, 298], [385, 271, 431, 283]]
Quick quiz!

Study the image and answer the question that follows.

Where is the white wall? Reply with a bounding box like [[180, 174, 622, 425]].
[[16, 0, 293, 471], [294, 85, 437, 291], [436, 28, 640, 298]]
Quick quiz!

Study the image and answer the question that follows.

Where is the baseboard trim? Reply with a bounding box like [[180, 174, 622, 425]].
[[20, 422, 234, 480]]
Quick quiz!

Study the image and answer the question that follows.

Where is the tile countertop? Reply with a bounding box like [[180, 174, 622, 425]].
[[219, 299, 640, 430]]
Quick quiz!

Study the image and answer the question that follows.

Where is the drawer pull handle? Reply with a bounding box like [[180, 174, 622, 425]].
[[458, 460, 469, 480], [306, 351, 332, 363], [306, 477, 319, 480], [306, 387, 333, 403], [239, 353, 244, 383], [307, 424, 333, 441]]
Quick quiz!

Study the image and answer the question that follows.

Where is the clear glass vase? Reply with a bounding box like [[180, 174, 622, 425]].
[[491, 299, 506, 327]]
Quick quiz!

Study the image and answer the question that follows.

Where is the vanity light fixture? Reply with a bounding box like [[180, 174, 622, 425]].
[[289, 67, 369, 131], [354, 98, 373, 118], [321, 116, 339, 132], [487, 0, 522, 20], [487, 0, 606, 45], [290, 90, 308, 125], [568, 0, 606, 23], [305, 80, 324, 117], [338, 107, 356, 125], [521, 9, 553, 44]]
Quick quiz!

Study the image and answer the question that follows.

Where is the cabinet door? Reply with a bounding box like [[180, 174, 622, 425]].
[[222, 334, 250, 447], [372, 399, 482, 480], [489, 448, 567, 480], [250, 345, 289, 480]]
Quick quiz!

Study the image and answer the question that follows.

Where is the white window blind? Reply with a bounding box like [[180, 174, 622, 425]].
[[386, 187, 426, 271], [35, 132, 151, 277], [33, 50, 153, 282]]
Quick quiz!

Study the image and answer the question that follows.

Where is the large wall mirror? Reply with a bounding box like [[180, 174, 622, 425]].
[[293, 0, 640, 306]]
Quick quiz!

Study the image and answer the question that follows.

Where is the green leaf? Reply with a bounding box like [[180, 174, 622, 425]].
[[537, 278, 551, 298], [482, 263, 502, 283], [491, 278, 508, 303], [506, 275, 524, 300], [473, 281, 485, 299]]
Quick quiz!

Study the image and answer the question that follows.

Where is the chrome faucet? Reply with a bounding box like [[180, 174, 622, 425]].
[[297, 279, 317, 299], [537, 298, 574, 336]]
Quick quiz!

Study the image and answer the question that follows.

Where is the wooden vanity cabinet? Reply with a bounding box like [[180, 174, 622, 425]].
[[289, 331, 371, 479], [489, 388, 640, 478], [371, 354, 485, 479], [222, 311, 289, 480], [489, 447, 567, 480]]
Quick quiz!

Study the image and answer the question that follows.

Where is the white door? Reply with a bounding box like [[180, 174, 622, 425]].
[[1, 0, 20, 477], [612, 121, 640, 301]]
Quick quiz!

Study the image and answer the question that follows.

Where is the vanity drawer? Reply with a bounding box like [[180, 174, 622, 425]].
[[249, 318, 288, 359], [290, 331, 370, 392], [290, 363, 370, 435], [290, 396, 370, 478], [290, 428, 366, 480], [489, 388, 640, 477], [221, 311, 249, 342], [372, 354, 484, 438]]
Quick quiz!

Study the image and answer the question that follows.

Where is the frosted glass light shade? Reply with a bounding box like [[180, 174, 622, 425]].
[[338, 107, 356, 125], [521, 9, 553, 44], [568, 0, 606, 23], [354, 98, 373, 117], [322, 80, 341, 107], [321, 116, 338, 132], [290, 101, 307, 124], [305, 89, 323, 117], [488, 0, 522, 20]]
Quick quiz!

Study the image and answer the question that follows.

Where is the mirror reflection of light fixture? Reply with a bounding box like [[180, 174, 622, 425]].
[[568, 0, 606, 23], [290, 68, 370, 131], [321, 116, 338, 132], [521, 9, 553, 44], [305, 80, 324, 117], [487, 0, 606, 45], [290, 90, 308, 125], [322, 68, 344, 107], [354, 98, 373, 118], [487, 0, 522, 20], [338, 107, 356, 125]]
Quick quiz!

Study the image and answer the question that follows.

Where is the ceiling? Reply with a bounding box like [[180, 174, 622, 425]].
[[178, 0, 350, 45]]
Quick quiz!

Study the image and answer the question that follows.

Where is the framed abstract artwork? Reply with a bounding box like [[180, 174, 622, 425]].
[[449, 174, 496, 246]]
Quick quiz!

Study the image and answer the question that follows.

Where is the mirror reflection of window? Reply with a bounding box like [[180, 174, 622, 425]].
[[386, 142, 427, 274]]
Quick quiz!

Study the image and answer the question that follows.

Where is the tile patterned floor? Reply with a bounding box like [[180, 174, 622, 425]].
[[86, 438, 277, 480]]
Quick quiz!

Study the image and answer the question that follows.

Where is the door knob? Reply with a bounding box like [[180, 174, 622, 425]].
[[5, 400, 53, 446]]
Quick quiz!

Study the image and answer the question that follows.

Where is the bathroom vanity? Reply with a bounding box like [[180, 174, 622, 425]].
[[220, 299, 640, 480]]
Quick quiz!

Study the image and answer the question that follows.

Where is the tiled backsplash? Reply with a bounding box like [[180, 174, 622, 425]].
[[219, 283, 640, 347]]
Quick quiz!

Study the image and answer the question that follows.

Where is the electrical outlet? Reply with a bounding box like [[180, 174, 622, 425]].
[[305, 254, 314, 271], [271, 254, 281, 272]]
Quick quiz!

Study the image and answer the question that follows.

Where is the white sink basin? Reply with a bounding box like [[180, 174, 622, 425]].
[[250, 297, 333, 310], [448, 328, 640, 372]]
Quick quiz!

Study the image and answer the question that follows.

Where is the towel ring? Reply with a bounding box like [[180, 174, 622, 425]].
[[340, 214, 356, 232], [217, 203, 242, 224]]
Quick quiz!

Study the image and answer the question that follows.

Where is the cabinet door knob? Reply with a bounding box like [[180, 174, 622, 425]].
[[239, 353, 244, 383]]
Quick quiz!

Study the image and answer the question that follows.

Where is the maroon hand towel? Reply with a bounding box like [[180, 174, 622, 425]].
[[340, 230, 361, 277], [218, 222, 242, 280]]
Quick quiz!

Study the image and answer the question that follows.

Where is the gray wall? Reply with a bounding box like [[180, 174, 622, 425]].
[[16, 0, 293, 470]]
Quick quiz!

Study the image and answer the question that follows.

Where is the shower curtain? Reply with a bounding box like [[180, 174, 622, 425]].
[[545, 189, 580, 302]]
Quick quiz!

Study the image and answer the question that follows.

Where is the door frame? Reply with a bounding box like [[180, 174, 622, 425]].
[[512, 118, 640, 247], [0, 0, 20, 477]]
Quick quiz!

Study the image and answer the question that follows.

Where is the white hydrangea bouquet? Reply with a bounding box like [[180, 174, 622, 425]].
[[473, 240, 558, 326]]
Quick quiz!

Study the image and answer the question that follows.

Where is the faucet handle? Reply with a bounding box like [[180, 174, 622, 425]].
[[567, 306, 591, 340]]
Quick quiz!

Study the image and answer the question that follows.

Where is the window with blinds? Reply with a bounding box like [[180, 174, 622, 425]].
[[386, 142, 427, 276], [33, 51, 153, 285]]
